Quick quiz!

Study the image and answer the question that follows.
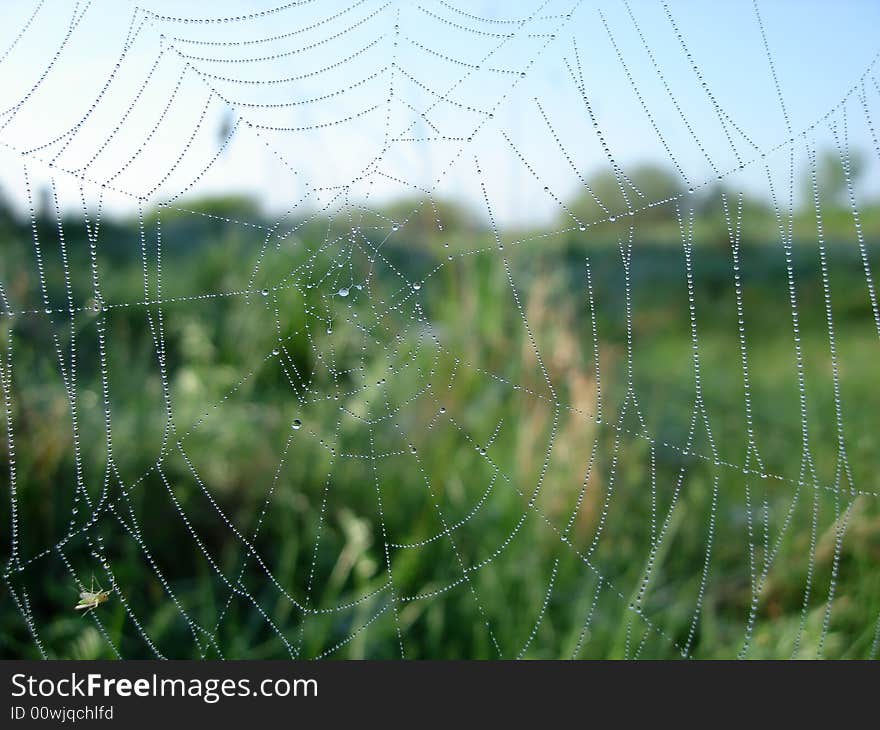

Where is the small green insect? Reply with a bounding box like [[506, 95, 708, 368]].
[[74, 574, 113, 616]]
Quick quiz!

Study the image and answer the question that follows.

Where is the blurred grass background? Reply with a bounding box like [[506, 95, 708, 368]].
[[1, 153, 879, 659]]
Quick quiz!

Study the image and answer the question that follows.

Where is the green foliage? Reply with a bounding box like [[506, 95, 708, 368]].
[[1, 175, 879, 659]]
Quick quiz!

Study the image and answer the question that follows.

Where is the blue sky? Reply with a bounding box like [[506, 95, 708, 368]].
[[0, 0, 878, 225]]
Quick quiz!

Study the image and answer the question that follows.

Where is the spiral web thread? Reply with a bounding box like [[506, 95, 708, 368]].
[[1, 0, 879, 659]]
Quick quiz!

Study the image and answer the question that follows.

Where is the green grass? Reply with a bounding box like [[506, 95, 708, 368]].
[[0, 198, 878, 659]]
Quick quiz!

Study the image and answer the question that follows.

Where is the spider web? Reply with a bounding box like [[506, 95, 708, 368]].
[[1, 0, 879, 659]]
